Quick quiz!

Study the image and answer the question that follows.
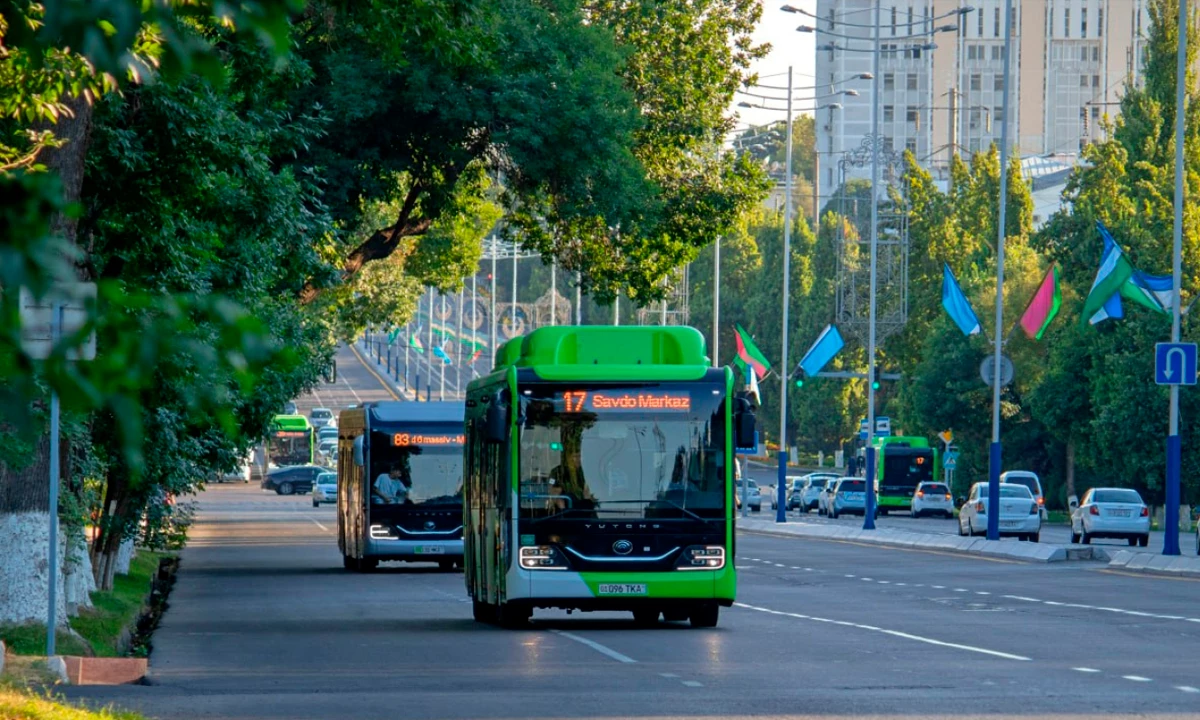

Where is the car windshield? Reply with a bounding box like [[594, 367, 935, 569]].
[[922, 484, 949, 494], [1093, 489, 1143, 504], [838, 480, 865, 492], [518, 382, 727, 520], [999, 485, 1032, 498], [808, 478, 831, 489], [312, 409, 332, 419], [1004, 475, 1039, 494], [317, 474, 336, 485]]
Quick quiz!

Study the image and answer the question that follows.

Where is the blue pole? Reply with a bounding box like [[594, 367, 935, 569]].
[[863, 445, 876, 529], [1165, 435, 1181, 555], [987, 441, 1001, 540]]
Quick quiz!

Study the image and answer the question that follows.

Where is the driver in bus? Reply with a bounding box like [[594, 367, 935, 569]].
[[372, 465, 411, 504]]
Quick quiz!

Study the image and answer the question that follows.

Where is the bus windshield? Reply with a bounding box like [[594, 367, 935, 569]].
[[881, 448, 933, 488], [368, 427, 464, 507], [518, 382, 727, 521], [268, 430, 312, 466]]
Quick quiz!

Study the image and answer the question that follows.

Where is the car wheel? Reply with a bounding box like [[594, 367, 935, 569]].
[[1081, 531, 1091, 545], [689, 605, 719, 628], [279, 481, 294, 495], [1070, 530, 1080, 544], [1139, 534, 1149, 548], [1128, 537, 1138, 547], [1030, 532, 1039, 543], [312, 498, 319, 508], [957, 517, 967, 536], [830, 509, 838, 519]]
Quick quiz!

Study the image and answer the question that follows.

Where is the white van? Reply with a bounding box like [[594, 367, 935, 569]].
[[999, 471, 1046, 519]]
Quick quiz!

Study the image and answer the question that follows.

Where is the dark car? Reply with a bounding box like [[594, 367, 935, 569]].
[[261, 465, 324, 495]]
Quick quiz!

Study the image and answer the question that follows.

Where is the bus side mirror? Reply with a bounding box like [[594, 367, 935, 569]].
[[733, 398, 756, 449], [485, 396, 508, 443], [352, 436, 364, 467]]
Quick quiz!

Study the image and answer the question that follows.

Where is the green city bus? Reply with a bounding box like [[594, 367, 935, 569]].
[[463, 326, 754, 628], [873, 436, 939, 514], [267, 414, 315, 467]]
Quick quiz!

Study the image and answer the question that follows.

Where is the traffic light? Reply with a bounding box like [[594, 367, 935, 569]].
[[871, 381, 880, 390], [794, 377, 804, 388]]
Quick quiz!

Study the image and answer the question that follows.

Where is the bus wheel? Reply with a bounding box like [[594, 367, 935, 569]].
[[358, 558, 378, 572], [632, 609, 660, 626], [471, 598, 492, 624], [342, 555, 355, 570], [438, 560, 456, 572], [689, 605, 719, 628], [663, 609, 689, 623]]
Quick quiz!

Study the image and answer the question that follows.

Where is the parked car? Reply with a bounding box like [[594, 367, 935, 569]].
[[773, 476, 804, 510], [999, 470, 1046, 519], [312, 471, 338, 507], [735, 479, 762, 512], [261, 465, 324, 495], [784, 476, 807, 510], [795, 474, 838, 512], [911, 481, 953, 518], [957, 482, 1041, 541], [1070, 487, 1150, 547], [310, 407, 335, 429], [826, 478, 869, 518]]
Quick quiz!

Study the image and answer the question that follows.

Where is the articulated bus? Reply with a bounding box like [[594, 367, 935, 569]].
[[463, 326, 755, 628], [266, 414, 315, 468], [873, 436, 939, 514], [336, 402, 466, 571]]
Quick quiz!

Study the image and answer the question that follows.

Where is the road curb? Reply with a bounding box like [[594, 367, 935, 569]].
[[736, 518, 1110, 563], [1106, 549, 1200, 577]]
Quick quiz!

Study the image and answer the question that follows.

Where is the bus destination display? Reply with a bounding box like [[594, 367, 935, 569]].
[[391, 432, 465, 447], [559, 390, 691, 413]]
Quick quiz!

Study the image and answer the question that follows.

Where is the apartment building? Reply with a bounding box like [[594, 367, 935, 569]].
[[814, 0, 1152, 192]]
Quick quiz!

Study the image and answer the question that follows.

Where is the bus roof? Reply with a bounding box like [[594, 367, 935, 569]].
[[271, 414, 311, 430], [487, 326, 711, 381], [874, 435, 931, 449], [368, 401, 464, 424]]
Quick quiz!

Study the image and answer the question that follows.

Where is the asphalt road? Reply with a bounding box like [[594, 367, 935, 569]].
[[64, 347, 1200, 719], [743, 463, 1194, 555]]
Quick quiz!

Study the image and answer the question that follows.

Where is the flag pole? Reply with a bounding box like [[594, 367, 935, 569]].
[[776, 65, 793, 525]]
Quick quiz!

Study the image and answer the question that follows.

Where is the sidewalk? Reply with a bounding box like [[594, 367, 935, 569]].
[[350, 340, 416, 400]]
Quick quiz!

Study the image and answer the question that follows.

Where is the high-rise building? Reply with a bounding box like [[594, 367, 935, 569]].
[[813, 0, 1154, 196]]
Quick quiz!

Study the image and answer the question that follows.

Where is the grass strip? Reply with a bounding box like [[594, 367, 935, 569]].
[[1, 551, 167, 659], [0, 687, 146, 720]]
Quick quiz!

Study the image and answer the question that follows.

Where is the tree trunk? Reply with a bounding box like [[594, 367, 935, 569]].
[[91, 469, 134, 591], [0, 94, 95, 621]]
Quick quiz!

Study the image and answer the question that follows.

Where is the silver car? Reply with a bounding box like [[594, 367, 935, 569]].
[[310, 407, 335, 429], [958, 482, 1041, 541], [797, 474, 837, 512], [1070, 487, 1150, 547], [312, 471, 338, 507], [827, 478, 868, 518]]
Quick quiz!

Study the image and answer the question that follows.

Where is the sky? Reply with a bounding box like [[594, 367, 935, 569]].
[[734, 3, 819, 130]]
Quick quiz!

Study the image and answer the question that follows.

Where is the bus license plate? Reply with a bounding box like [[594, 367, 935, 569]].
[[598, 583, 647, 596], [416, 545, 445, 555]]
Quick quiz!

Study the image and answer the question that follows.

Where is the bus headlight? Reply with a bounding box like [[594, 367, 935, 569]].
[[676, 545, 725, 570], [370, 524, 395, 539], [519, 545, 568, 570]]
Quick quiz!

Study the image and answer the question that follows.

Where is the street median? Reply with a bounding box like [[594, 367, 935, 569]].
[[1105, 549, 1200, 578], [736, 517, 1106, 563]]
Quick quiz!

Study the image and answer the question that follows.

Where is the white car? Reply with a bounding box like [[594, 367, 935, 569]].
[[910, 481, 953, 518], [999, 470, 1047, 519], [310, 407, 336, 429], [796, 474, 837, 512], [957, 482, 1041, 541], [735, 479, 762, 512], [1070, 487, 1150, 547], [312, 471, 338, 507]]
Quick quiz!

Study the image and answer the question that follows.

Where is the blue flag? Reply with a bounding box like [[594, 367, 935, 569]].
[[799, 325, 845, 378], [432, 345, 452, 364], [942, 264, 981, 336]]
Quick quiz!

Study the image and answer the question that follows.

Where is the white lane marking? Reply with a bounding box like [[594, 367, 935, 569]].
[[931, 585, 946, 589], [877, 580, 890, 584], [975, 591, 991, 596], [552, 630, 637, 664], [1001, 595, 1200, 623], [804, 567, 813, 572], [682, 680, 704, 687], [660, 673, 679, 678], [953, 588, 968, 593], [735, 602, 1031, 661], [894, 582, 907, 586], [309, 518, 330, 532], [913, 583, 925, 587], [790, 566, 801, 569], [339, 360, 365, 403], [844, 574, 857, 578], [1176, 686, 1200, 693], [861, 578, 873, 582], [774, 563, 786, 567], [1072, 667, 1102, 673], [1122, 675, 1152, 683]]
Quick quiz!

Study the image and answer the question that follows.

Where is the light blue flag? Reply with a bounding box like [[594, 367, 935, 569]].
[[432, 345, 452, 364], [799, 325, 845, 378], [941, 264, 982, 336]]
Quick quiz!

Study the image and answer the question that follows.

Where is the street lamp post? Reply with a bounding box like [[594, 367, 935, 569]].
[[986, 0, 1015, 542], [775, 65, 795, 524], [863, 0, 881, 531], [1164, 0, 1187, 556]]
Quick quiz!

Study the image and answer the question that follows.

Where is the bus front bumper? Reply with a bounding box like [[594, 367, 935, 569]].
[[507, 567, 736, 609], [365, 537, 463, 561]]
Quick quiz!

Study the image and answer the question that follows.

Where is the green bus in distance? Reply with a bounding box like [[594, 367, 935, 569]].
[[267, 414, 314, 468], [463, 326, 755, 628], [873, 436, 939, 514]]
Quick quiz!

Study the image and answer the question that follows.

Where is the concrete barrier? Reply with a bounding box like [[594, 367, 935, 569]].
[[736, 517, 1109, 564], [1107, 549, 1200, 578], [60, 656, 148, 685]]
